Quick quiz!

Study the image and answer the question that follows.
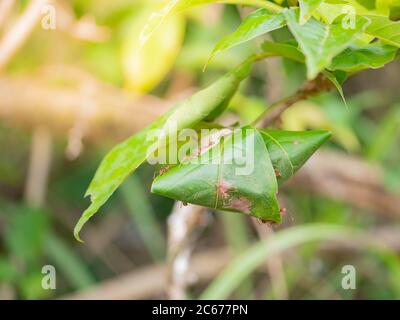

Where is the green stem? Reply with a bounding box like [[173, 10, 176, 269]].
[[236, 52, 299, 128], [250, 92, 302, 127], [223, 0, 283, 12]]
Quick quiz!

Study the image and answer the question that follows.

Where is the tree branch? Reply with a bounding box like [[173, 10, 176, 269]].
[[166, 202, 211, 299], [0, 0, 16, 32], [62, 225, 400, 300], [252, 219, 288, 299], [0, 0, 47, 70], [252, 73, 335, 128], [0, 73, 171, 140], [62, 247, 230, 300], [24, 126, 52, 207]]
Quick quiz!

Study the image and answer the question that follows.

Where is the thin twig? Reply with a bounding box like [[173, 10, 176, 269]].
[[24, 126, 52, 207], [62, 225, 400, 300], [252, 73, 335, 128], [62, 247, 230, 300], [252, 219, 289, 299], [0, 0, 16, 32], [0, 0, 47, 70], [65, 81, 96, 160], [226, 0, 282, 12], [0, 72, 171, 139], [251, 93, 302, 127], [167, 202, 211, 299]]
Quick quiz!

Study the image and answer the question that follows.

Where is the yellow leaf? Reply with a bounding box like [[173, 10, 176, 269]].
[[122, 9, 185, 93]]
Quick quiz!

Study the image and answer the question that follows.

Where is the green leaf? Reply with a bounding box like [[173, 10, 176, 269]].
[[74, 61, 253, 241], [283, 8, 370, 79], [140, 0, 282, 46], [139, 0, 210, 47], [151, 128, 331, 221], [329, 43, 398, 72], [299, 0, 323, 24], [151, 128, 281, 222], [316, 1, 380, 24], [261, 40, 305, 62], [364, 15, 400, 48], [74, 117, 167, 242], [208, 9, 286, 64], [323, 70, 348, 107], [259, 129, 331, 182]]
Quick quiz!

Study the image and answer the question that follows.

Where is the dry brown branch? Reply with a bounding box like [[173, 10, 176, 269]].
[[65, 81, 96, 159], [0, 74, 171, 140], [0, 0, 15, 31], [253, 73, 335, 128], [62, 225, 400, 300], [0, 0, 109, 71], [62, 247, 230, 300], [287, 150, 400, 218], [166, 202, 211, 299], [24, 126, 52, 206], [252, 219, 288, 299], [0, 0, 46, 70]]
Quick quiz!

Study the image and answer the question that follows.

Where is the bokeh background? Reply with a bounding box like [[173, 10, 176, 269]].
[[0, 0, 400, 300]]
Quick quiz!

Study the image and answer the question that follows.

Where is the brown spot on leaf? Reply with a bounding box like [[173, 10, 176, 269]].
[[229, 196, 251, 214], [159, 165, 171, 175], [258, 219, 277, 226], [216, 180, 232, 200], [293, 140, 300, 145], [274, 168, 282, 177]]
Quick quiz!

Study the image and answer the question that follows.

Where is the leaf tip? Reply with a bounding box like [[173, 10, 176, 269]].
[[73, 223, 84, 243], [204, 45, 222, 72], [322, 129, 333, 140], [203, 54, 213, 73], [313, 130, 332, 148], [73, 202, 100, 243]]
